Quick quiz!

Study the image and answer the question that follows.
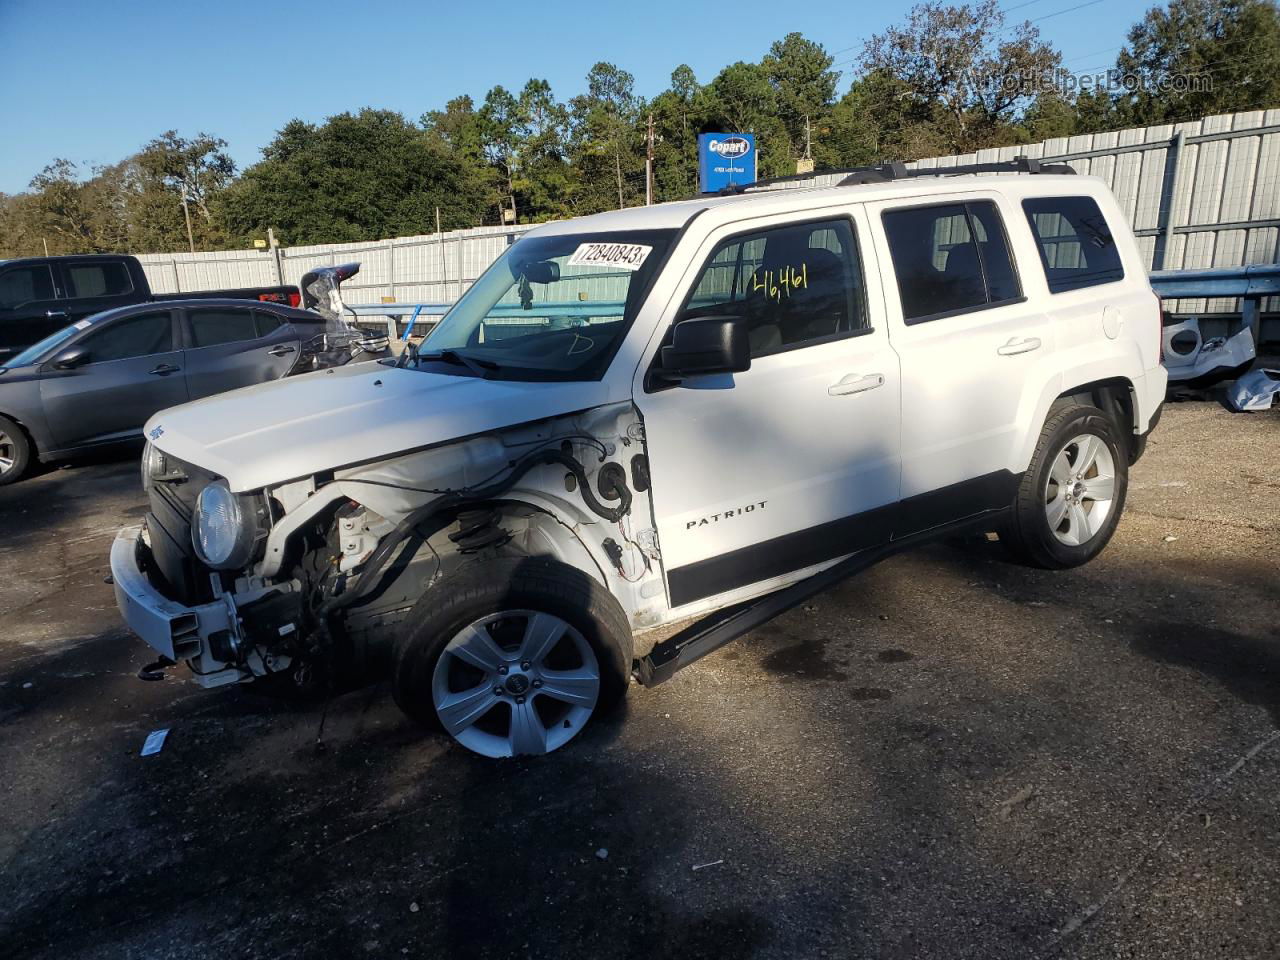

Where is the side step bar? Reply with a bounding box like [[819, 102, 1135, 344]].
[[632, 515, 994, 687]]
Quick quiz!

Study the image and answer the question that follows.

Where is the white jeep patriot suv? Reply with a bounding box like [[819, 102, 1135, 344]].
[[111, 162, 1166, 758]]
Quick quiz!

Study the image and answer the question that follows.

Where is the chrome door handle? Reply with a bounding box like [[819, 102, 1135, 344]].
[[997, 336, 1042, 356], [46, 309, 68, 319], [828, 372, 885, 396], [267, 344, 296, 357], [149, 363, 180, 376]]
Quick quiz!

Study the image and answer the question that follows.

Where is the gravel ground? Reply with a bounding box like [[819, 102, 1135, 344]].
[[0, 401, 1276, 960]]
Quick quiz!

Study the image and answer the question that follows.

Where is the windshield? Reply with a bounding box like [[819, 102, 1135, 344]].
[[4, 321, 85, 368], [412, 228, 677, 381]]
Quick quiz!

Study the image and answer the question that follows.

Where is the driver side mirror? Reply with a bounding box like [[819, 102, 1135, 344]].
[[52, 346, 90, 370], [659, 316, 751, 380]]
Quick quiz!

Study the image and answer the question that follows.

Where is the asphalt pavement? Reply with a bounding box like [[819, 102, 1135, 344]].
[[0, 401, 1277, 960]]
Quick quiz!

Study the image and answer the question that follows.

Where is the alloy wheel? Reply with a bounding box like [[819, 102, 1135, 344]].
[[431, 610, 601, 758], [1044, 433, 1116, 546]]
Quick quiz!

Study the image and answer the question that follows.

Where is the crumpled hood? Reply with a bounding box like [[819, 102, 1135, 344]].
[[146, 361, 609, 492]]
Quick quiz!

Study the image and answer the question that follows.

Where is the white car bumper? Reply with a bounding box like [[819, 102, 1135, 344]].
[[110, 525, 245, 688]]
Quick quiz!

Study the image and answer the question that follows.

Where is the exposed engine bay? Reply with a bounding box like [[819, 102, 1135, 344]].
[[138, 402, 662, 693]]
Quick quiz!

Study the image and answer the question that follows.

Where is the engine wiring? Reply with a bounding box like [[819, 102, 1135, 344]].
[[334, 435, 611, 497]]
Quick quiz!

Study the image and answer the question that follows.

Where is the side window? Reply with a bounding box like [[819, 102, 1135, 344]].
[[254, 311, 283, 337], [680, 218, 868, 358], [882, 201, 1023, 323], [189, 308, 259, 347], [0, 265, 56, 309], [1022, 196, 1125, 293], [64, 262, 133, 298], [81, 312, 173, 363]]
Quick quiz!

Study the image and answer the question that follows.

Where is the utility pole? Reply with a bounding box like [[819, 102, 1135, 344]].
[[436, 206, 449, 300], [180, 193, 196, 254], [267, 227, 284, 287], [645, 112, 655, 206]]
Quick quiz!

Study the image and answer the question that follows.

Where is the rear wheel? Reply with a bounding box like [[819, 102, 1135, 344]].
[[1002, 402, 1128, 569], [0, 416, 32, 486], [393, 556, 632, 758]]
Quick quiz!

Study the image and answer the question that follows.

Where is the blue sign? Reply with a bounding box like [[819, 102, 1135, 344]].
[[698, 133, 757, 193]]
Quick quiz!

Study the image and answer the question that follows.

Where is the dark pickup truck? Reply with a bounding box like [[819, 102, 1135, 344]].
[[0, 254, 299, 361]]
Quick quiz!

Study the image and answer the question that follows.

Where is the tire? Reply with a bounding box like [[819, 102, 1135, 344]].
[[1001, 402, 1128, 569], [0, 416, 32, 487], [392, 556, 633, 758]]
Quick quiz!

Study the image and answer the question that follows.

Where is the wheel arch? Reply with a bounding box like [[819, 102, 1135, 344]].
[[0, 410, 39, 458], [1013, 374, 1139, 474]]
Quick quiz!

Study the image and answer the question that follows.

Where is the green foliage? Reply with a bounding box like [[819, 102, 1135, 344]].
[[219, 109, 487, 245], [1116, 0, 1280, 124], [6, 4, 1280, 258]]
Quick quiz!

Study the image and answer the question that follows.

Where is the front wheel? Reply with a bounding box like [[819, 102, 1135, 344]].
[[392, 556, 633, 758], [1002, 402, 1128, 569]]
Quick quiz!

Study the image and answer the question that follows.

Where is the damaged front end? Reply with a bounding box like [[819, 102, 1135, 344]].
[[111, 403, 661, 694]]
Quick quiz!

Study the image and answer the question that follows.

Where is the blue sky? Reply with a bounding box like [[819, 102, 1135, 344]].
[[0, 0, 1152, 194]]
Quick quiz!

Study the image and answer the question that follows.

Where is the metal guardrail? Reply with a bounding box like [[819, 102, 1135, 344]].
[[1149, 264, 1280, 346]]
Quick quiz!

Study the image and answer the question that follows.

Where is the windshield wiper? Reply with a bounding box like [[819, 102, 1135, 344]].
[[414, 349, 501, 377]]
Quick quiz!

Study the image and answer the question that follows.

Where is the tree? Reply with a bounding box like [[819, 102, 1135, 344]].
[[220, 109, 486, 245], [422, 95, 503, 223], [569, 62, 644, 212], [763, 32, 839, 161], [648, 65, 714, 201], [1116, 0, 1280, 124], [478, 86, 523, 222], [514, 79, 574, 221], [704, 61, 792, 178], [860, 0, 1063, 152]]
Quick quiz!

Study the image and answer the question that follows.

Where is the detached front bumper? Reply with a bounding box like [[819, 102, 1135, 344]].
[[110, 525, 245, 688]]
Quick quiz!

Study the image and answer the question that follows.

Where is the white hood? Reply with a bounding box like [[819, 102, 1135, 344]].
[[146, 361, 610, 492]]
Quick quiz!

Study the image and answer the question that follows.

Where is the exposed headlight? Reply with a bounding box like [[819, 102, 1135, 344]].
[[141, 442, 160, 491], [192, 481, 264, 570], [141, 442, 186, 491]]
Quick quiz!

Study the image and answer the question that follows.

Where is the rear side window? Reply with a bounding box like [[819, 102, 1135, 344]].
[[0, 265, 56, 308], [681, 218, 869, 358], [82, 312, 172, 363], [1022, 196, 1124, 293], [189, 308, 259, 347], [64, 262, 133, 298], [882, 201, 1022, 323], [254, 311, 283, 336]]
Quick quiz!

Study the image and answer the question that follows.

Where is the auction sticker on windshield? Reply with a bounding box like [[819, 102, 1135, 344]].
[[568, 242, 653, 271]]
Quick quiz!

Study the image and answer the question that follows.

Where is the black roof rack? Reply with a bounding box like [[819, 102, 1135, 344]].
[[715, 156, 1076, 196]]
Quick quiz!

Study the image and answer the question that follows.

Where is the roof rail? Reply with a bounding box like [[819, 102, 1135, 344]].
[[715, 156, 1076, 195]]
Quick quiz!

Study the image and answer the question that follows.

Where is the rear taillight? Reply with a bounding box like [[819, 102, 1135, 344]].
[[288, 291, 301, 307]]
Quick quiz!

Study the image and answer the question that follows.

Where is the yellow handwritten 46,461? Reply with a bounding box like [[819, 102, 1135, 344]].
[[750, 263, 809, 303]]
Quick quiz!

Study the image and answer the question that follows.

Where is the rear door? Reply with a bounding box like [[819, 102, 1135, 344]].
[[180, 306, 301, 399], [57, 259, 139, 321], [40, 309, 187, 450], [0, 262, 63, 361], [870, 193, 1057, 535]]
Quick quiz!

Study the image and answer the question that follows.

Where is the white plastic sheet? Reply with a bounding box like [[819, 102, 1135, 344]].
[[1227, 368, 1280, 411]]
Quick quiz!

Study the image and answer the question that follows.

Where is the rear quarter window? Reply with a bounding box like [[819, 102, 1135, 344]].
[[1022, 196, 1125, 293]]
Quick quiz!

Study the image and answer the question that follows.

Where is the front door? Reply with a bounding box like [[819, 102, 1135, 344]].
[[635, 210, 902, 611], [40, 310, 187, 450]]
